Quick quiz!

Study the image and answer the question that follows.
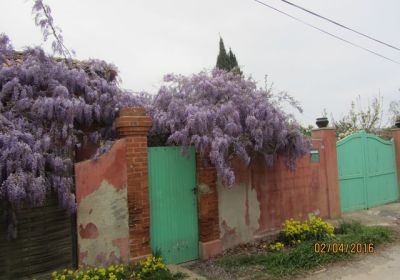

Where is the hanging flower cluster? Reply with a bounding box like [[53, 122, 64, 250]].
[[0, 34, 147, 238], [150, 69, 310, 186]]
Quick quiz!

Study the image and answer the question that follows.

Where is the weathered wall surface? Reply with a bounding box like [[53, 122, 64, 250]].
[[218, 179, 260, 250], [218, 130, 340, 250], [75, 139, 130, 266]]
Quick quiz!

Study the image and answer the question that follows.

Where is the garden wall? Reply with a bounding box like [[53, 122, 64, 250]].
[[74, 107, 341, 262], [75, 139, 130, 266], [75, 108, 153, 266], [216, 129, 341, 250]]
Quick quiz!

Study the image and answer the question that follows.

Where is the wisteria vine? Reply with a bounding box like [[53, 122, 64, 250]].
[[32, 0, 73, 58], [0, 34, 146, 238], [150, 69, 310, 186]]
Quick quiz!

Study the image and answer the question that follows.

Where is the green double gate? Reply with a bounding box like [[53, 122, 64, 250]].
[[337, 131, 399, 212], [148, 146, 199, 264]]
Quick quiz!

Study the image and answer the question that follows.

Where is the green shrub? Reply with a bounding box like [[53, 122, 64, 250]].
[[269, 241, 285, 252], [336, 220, 392, 244], [50, 264, 129, 280], [131, 256, 167, 279], [46, 256, 186, 280], [279, 216, 335, 245], [336, 220, 363, 234]]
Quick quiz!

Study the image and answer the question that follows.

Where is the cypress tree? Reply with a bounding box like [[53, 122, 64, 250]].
[[228, 48, 238, 69], [228, 48, 242, 75], [216, 37, 242, 75], [216, 37, 231, 71]]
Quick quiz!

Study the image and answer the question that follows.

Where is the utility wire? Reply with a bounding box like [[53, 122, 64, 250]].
[[252, 0, 400, 65], [279, 0, 400, 52]]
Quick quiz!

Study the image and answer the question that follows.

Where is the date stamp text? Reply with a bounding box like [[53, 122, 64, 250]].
[[314, 242, 374, 254]]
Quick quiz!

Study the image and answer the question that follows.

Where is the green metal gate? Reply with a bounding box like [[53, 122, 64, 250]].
[[148, 146, 198, 264], [337, 131, 399, 212]]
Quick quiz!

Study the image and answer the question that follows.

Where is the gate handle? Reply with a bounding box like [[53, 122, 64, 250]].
[[192, 187, 198, 194]]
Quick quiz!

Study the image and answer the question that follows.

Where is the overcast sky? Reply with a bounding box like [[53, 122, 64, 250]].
[[1, 0, 400, 126]]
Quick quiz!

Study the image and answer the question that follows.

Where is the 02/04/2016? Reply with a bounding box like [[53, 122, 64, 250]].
[[314, 242, 374, 254]]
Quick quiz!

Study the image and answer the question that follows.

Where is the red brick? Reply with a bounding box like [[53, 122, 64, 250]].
[[115, 107, 152, 259], [196, 153, 220, 243]]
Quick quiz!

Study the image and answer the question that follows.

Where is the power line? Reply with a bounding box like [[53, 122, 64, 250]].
[[252, 0, 400, 65], [279, 0, 400, 52]]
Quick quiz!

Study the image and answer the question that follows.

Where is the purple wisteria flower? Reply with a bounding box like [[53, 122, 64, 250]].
[[150, 69, 310, 186], [0, 34, 146, 238]]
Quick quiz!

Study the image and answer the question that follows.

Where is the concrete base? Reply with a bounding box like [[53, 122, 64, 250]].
[[199, 239, 222, 260], [130, 254, 152, 263], [253, 229, 280, 242], [168, 264, 207, 280]]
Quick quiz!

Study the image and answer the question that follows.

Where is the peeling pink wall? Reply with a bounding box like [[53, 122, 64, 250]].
[[75, 139, 130, 266], [218, 129, 341, 250]]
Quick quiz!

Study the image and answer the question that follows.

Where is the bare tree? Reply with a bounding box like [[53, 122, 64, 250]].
[[332, 95, 384, 139]]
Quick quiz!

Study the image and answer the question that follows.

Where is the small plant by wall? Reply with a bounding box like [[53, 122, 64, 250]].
[[278, 216, 335, 246], [47, 256, 186, 280]]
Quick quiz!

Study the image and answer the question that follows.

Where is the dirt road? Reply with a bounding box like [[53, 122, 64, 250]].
[[185, 203, 400, 280], [303, 203, 400, 280], [302, 243, 400, 280]]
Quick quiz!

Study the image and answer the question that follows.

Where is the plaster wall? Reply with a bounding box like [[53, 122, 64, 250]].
[[75, 139, 130, 266], [218, 138, 335, 250]]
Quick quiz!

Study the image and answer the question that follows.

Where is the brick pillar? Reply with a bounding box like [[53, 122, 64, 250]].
[[196, 154, 222, 259], [390, 128, 400, 194], [115, 107, 152, 262], [311, 128, 341, 218]]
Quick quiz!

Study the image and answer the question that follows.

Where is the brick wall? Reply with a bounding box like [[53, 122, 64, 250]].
[[196, 155, 220, 242], [215, 128, 341, 250], [115, 108, 152, 261], [75, 107, 153, 265], [196, 154, 223, 259]]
